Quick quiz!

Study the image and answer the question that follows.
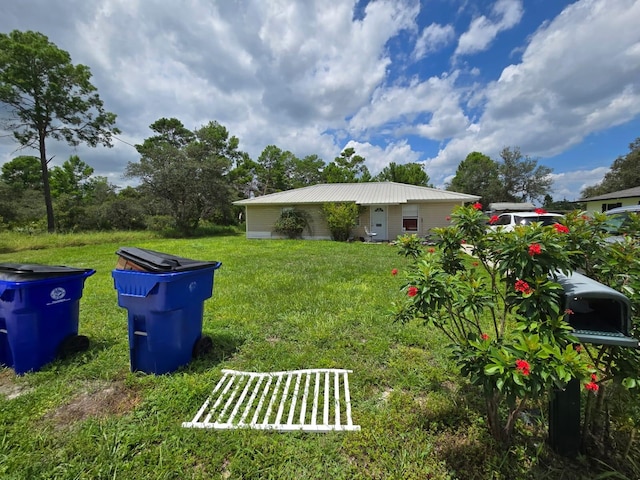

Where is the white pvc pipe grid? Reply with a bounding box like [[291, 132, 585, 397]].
[[182, 368, 360, 432]]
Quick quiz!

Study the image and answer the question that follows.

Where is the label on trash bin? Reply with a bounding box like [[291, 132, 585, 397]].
[[47, 287, 70, 305]]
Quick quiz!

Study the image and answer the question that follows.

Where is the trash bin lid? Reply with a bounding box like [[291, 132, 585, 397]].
[[115, 247, 221, 273], [0, 263, 94, 282]]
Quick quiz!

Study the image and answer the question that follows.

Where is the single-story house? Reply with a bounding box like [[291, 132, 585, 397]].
[[578, 186, 640, 213], [233, 182, 480, 241]]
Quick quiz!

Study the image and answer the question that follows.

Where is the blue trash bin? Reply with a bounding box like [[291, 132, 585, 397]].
[[0, 264, 95, 375], [111, 247, 221, 375]]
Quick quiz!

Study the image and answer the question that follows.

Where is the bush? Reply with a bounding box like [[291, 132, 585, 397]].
[[322, 202, 359, 241], [273, 208, 310, 239]]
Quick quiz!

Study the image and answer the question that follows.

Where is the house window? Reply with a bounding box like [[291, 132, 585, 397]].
[[602, 202, 622, 212], [402, 205, 418, 231]]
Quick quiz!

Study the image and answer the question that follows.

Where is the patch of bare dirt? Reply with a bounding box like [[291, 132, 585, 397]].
[[50, 380, 142, 427], [0, 369, 32, 399]]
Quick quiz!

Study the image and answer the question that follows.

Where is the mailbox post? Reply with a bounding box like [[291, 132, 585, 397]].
[[550, 272, 639, 457]]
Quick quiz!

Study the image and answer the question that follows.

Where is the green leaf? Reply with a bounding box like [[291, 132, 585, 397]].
[[622, 377, 637, 389]]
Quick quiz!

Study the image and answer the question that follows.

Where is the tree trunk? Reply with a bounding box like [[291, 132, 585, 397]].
[[39, 133, 55, 233]]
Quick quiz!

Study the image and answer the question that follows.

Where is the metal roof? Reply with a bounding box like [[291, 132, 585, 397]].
[[489, 202, 536, 211], [233, 182, 480, 205], [579, 186, 640, 202]]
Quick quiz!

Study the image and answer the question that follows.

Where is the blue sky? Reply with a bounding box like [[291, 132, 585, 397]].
[[1, 0, 640, 201]]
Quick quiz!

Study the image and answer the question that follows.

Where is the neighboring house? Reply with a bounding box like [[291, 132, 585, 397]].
[[579, 186, 640, 213], [488, 202, 536, 213], [233, 182, 480, 241]]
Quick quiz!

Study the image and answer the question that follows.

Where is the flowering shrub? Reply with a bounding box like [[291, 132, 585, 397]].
[[392, 204, 596, 443]]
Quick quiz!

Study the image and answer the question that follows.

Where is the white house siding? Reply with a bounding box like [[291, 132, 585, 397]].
[[354, 202, 462, 241], [585, 197, 640, 213], [421, 202, 457, 233], [245, 205, 332, 239], [244, 201, 466, 240]]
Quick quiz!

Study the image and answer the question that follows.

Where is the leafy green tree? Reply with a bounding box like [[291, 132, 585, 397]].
[[542, 194, 576, 212], [126, 118, 242, 236], [447, 152, 503, 206], [0, 180, 45, 228], [255, 145, 296, 194], [1, 155, 42, 190], [49, 155, 94, 199], [581, 137, 640, 198], [323, 148, 371, 183], [0, 30, 120, 232], [374, 162, 431, 186], [498, 147, 553, 203], [291, 154, 325, 188]]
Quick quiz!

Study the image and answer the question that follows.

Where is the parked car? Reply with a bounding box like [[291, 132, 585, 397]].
[[488, 211, 563, 232], [603, 205, 640, 242]]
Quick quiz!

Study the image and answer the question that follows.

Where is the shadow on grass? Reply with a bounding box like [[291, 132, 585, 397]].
[[409, 381, 595, 480], [186, 330, 246, 373]]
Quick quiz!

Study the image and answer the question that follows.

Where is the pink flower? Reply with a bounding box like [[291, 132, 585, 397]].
[[528, 243, 542, 256], [564, 308, 574, 315], [481, 333, 489, 341], [534, 208, 547, 214], [575, 345, 582, 352], [489, 215, 499, 224], [514, 280, 532, 295], [472, 202, 482, 210], [553, 223, 569, 233], [515, 359, 530, 376], [391, 268, 398, 276], [407, 286, 419, 297], [445, 216, 451, 221]]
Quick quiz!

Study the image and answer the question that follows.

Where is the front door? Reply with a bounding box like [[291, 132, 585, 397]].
[[370, 206, 387, 240]]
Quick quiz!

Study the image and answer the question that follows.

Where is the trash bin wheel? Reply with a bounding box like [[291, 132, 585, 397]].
[[192, 335, 213, 358], [57, 334, 90, 359]]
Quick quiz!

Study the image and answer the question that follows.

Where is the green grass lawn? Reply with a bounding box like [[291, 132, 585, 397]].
[[0, 233, 618, 479]]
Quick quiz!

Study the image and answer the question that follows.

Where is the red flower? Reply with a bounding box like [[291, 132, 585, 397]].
[[514, 279, 532, 295], [528, 243, 542, 256], [407, 286, 419, 297], [472, 202, 482, 210], [472, 261, 479, 267], [534, 208, 547, 214], [575, 344, 582, 352], [585, 381, 599, 392], [428, 247, 436, 253], [489, 215, 499, 224], [481, 333, 489, 341], [391, 268, 398, 276], [591, 373, 597, 381], [553, 223, 569, 233], [564, 308, 574, 315], [515, 359, 530, 376], [446, 216, 451, 221]]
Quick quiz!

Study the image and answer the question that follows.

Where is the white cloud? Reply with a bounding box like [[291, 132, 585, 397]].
[[455, 0, 523, 56], [344, 139, 421, 175], [550, 167, 609, 200], [412, 23, 455, 60], [348, 72, 470, 141]]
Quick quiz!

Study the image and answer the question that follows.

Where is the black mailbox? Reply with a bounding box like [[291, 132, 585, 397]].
[[550, 272, 638, 458], [556, 272, 639, 348]]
